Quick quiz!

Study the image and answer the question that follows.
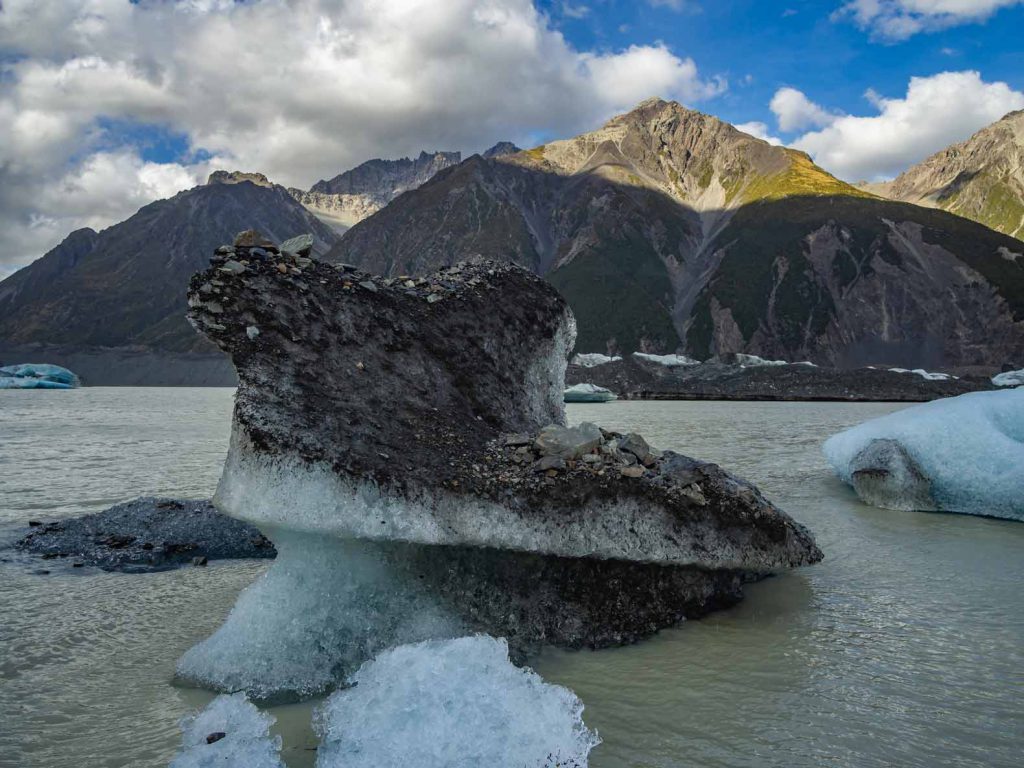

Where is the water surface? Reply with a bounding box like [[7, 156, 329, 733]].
[[1, 390, 1021, 767]]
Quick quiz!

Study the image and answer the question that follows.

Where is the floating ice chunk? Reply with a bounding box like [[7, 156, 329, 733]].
[[564, 383, 617, 402], [571, 352, 622, 367], [314, 635, 600, 768], [169, 692, 283, 768], [0, 363, 79, 388], [823, 389, 1024, 520], [175, 528, 464, 701], [992, 368, 1024, 387], [887, 367, 957, 381], [632, 352, 700, 367]]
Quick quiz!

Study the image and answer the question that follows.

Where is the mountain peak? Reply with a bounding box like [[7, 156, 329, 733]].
[[207, 170, 273, 188]]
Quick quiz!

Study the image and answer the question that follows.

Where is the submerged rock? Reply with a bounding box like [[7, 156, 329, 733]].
[[16, 497, 275, 571], [824, 389, 1024, 520], [179, 243, 822, 700]]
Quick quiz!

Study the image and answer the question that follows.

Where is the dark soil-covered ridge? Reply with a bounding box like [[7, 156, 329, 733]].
[[566, 356, 997, 402], [15, 497, 275, 572]]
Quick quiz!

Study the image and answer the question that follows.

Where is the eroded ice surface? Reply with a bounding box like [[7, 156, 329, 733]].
[[823, 389, 1024, 520], [313, 636, 600, 768], [169, 692, 283, 768], [175, 528, 463, 701], [632, 352, 700, 367], [571, 352, 622, 367], [993, 368, 1024, 387]]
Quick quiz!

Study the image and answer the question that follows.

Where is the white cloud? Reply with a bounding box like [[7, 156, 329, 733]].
[[735, 121, 783, 145], [0, 0, 724, 275], [789, 70, 1024, 181], [770, 87, 841, 132], [835, 0, 1024, 41], [561, 2, 591, 19]]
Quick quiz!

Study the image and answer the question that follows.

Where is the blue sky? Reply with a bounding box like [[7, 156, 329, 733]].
[[539, 0, 1024, 142], [1, 0, 1023, 275]]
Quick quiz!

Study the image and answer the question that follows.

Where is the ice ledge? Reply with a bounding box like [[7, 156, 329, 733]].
[[217, 424, 819, 571]]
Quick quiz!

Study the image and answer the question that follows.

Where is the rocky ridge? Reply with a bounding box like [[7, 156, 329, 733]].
[[863, 110, 1024, 239], [332, 99, 1024, 368]]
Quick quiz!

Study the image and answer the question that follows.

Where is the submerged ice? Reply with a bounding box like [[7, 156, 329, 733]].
[[169, 692, 283, 768], [824, 389, 1024, 520], [313, 636, 600, 768]]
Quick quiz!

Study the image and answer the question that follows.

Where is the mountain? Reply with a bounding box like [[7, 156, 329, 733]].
[[0, 175, 339, 383], [288, 150, 462, 231], [289, 144, 520, 230], [862, 110, 1024, 240], [331, 98, 1024, 369]]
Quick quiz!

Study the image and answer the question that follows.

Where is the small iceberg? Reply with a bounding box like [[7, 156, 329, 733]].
[[564, 383, 617, 403], [169, 692, 283, 768], [571, 352, 622, 368], [887, 367, 957, 381], [823, 389, 1024, 520], [733, 354, 816, 367], [632, 352, 700, 367], [313, 636, 600, 768], [0, 363, 80, 389], [992, 368, 1024, 387]]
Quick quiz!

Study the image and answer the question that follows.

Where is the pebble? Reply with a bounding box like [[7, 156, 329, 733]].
[[219, 260, 247, 275], [620, 465, 645, 478]]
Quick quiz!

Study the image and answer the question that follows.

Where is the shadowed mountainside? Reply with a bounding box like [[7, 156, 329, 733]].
[[331, 99, 1024, 368]]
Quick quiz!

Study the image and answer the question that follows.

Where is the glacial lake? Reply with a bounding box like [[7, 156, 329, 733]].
[[1, 389, 1021, 768]]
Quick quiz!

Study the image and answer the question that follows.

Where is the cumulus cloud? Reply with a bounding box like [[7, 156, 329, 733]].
[[735, 121, 783, 145], [789, 70, 1024, 181], [0, 0, 724, 275], [770, 87, 841, 132], [835, 0, 1024, 41]]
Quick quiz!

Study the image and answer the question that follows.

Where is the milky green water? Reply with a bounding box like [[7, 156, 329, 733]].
[[1, 390, 1021, 768]]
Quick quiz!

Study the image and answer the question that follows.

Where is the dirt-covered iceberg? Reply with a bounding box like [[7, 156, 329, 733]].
[[178, 235, 822, 701]]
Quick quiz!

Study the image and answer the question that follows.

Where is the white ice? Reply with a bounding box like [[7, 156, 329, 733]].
[[313, 635, 600, 768], [169, 692, 283, 768], [571, 352, 622, 367], [992, 368, 1024, 387], [887, 367, 957, 381], [823, 389, 1024, 520], [564, 382, 617, 402], [632, 352, 700, 367], [734, 354, 816, 367]]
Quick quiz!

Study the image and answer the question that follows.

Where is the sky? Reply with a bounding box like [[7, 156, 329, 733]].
[[1, 0, 1023, 276]]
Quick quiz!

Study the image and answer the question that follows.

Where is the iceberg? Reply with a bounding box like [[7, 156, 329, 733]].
[[313, 636, 600, 768], [177, 240, 822, 700], [992, 368, 1024, 387], [632, 352, 700, 367], [887, 367, 957, 381], [571, 352, 622, 367], [564, 382, 617, 402], [823, 389, 1024, 520], [733, 354, 816, 368], [169, 692, 283, 768], [0, 363, 80, 389]]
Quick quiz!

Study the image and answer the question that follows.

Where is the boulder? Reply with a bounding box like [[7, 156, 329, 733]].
[[178, 242, 822, 701]]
